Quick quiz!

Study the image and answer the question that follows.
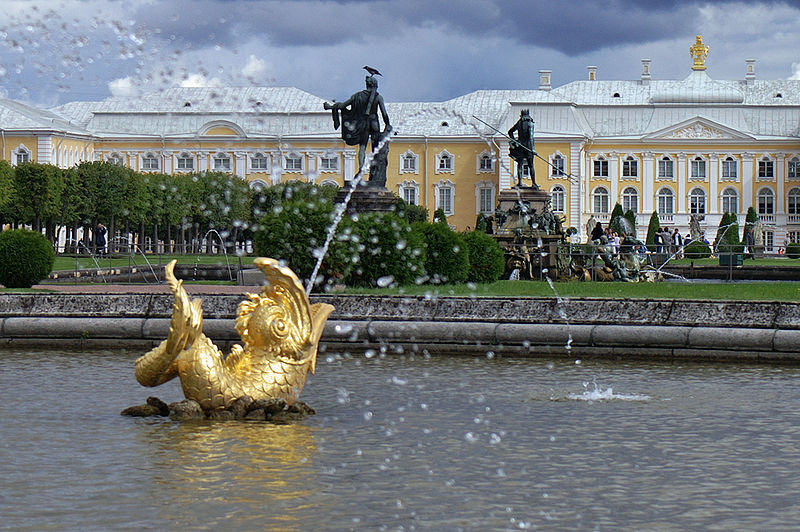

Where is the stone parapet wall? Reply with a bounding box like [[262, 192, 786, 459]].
[[1, 294, 798, 362]]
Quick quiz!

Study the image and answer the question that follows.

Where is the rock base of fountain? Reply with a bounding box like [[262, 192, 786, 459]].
[[121, 395, 315, 422], [334, 185, 398, 215]]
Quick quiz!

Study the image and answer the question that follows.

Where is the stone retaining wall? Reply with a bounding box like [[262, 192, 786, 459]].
[[1, 293, 798, 362]]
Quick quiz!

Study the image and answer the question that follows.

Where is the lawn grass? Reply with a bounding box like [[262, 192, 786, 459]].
[[53, 253, 244, 271], [341, 279, 800, 301]]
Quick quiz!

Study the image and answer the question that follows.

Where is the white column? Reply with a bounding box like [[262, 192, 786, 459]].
[[343, 150, 356, 184], [163, 151, 173, 174], [709, 153, 718, 214], [270, 150, 283, 184], [234, 151, 247, 178], [37, 137, 53, 164], [498, 140, 512, 190], [742, 153, 754, 211], [776, 153, 785, 214], [676, 153, 686, 213], [569, 142, 582, 230], [609, 152, 619, 207], [197, 151, 208, 172], [642, 152, 654, 213]]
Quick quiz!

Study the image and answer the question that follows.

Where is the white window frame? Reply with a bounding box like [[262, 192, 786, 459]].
[[398, 179, 420, 206], [435, 150, 454, 174], [657, 156, 674, 180], [758, 187, 775, 215], [283, 152, 303, 172], [592, 186, 610, 213], [721, 187, 739, 214], [688, 187, 706, 215], [721, 156, 738, 181], [787, 187, 800, 215], [400, 150, 418, 174], [107, 152, 123, 166], [690, 156, 706, 180], [476, 150, 494, 173], [475, 180, 495, 214], [319, 153, 339, 172], [657, 187, 675, 215], [621, 186, 638, 213], [788, 157, 800, 180], [550, 152, 566, 177], [622, 155, 638, 179], [434, 179, 455, 215], [176, 152, 194, 171], [12, 144, 31, 166], [551, 185, 566, 213], [142, 152, 159, 171], [758, 157, 775, 180], [213, 152, 232, 171], [593, 156, 608, 179], [250, 152, 270, 172]]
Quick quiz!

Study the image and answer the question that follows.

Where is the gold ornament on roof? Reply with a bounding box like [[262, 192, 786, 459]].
[[690, 35, 709, 71], [135, 259, 334, 411]]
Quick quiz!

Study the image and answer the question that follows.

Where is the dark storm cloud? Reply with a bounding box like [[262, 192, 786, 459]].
[[130, 0, 771, 55]]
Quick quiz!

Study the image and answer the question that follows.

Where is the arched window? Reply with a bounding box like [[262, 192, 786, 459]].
[[621, 186, 638, 213], [722, 156, 737, 179], [721, 188, 738, 214], [401, 151, 418, 173], [476, 181, 495, 214], [690, 156, 706, 179], [283, 153, 302, 172], [592, 187, 609, 213], [399, 180, 420, 205], [622, 155, 638, 178], [214, 152, 232, 171], [251, 152, 269, 170], [436, 151, 453, 173], [758, 188, 775, 214], [689, 187, 706, 214], [13, 145, 31, 165], [177, 152, 194, 171], [551, 185, 566, 212], [658, 156, 674, 179], [142, 152, 159, 171], [551, 154, 565, 176], [107, 152, 123, 166], [758, 157, 774, 179], [435, 179, 455, 215], [787, 187, 800, 214], [478, 153, 494, 172], [788, 157, 800, 179], [657, 187, 674, 214]]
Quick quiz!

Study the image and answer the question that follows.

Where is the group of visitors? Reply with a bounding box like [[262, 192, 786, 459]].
[[653, 227, 686, 257]]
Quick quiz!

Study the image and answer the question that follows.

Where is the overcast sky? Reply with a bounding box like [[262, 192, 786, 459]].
[[1, 0, 799, 107]]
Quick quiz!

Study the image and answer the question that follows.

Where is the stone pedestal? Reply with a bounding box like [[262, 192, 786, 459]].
[[334, 184, 398, 215]]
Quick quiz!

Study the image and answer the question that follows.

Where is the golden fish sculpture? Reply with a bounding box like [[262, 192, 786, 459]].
[[135, 258, 334, 411]]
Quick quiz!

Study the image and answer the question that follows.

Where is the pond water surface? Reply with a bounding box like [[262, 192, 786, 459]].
[[1, 349, 799, 530]]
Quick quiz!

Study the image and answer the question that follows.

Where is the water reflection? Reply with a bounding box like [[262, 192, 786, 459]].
[[1, 350, 799, 529]]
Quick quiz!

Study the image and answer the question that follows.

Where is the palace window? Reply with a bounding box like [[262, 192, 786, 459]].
[[758, 188, 775, 214], [788, 157, 800, 179], [721, 188, 739, 214], [478, 153, 494, 172], [142, 152, 159, 171], [758, 158, 774, 179], [435, 180, 455, 215], [399, 180, 419, 205], [787, 188, 800, 215], [284, 153, 302, 172], [401, 151, 418, 173], [213, 152, 232, 171], [477, 185, 494, 214], [320, 154, 339, 172], [551, 185, 566, 213], [520, 161, 531, 177], [622, 156, 638, 178], [621, 186, 638, 213], [657, 187, 674, 214], [689, 187, 706, 215], [551, 154, 565, 176], [251, 152, 269, 170], [690, 156, 706, 180], [107, 152, 123, 166], [722, 156, 737, 180], [14, 146, 30, 165], [592, 187, 609, 213], [593, 157, 608, 178], [658, 156, 674, 179], [177, 152, 194, 171], [436, 151, 454, 173]]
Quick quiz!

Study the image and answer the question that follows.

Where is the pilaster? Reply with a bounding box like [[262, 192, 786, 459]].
[[709, 153, 718, 214], [642, 152, 654, 213], [742, 153, 755, 211]]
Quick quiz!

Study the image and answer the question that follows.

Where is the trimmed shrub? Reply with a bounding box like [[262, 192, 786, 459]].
[[0, 229, 55, 288], [433, 208, 448, 224], [336, 212, 425, 288], [645, 212, 661, 251], [462, 230, 505, 283], [786, 242, 800, 259], [609, 203, 625, 234], [714, 212, 742, 254], [684, 240, 712, 259], [394, 198, 428, 225], [417, 222, 469, 284]]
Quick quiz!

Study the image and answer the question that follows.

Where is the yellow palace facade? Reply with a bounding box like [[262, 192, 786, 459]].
[[2, 36, 800, 250]]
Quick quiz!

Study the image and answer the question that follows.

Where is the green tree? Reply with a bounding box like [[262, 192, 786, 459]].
[[608, 203, 625, 234], [12, 162, 63, 234], [418, 221, 469, 284], [462, 230, 505, 283], [645, 212, 661, 251], [0, 160, 15, 227], [395, 198, 428, 225], [72, 161, 131, 253]]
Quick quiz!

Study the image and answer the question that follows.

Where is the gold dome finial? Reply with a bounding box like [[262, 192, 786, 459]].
[[690, 35, 709, 71]]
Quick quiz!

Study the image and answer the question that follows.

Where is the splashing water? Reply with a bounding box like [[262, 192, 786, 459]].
[[563, 378, 650, 402]]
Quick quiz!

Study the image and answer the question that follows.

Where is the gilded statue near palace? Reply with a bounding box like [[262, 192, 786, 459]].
[[134, 259, 334, 411]]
